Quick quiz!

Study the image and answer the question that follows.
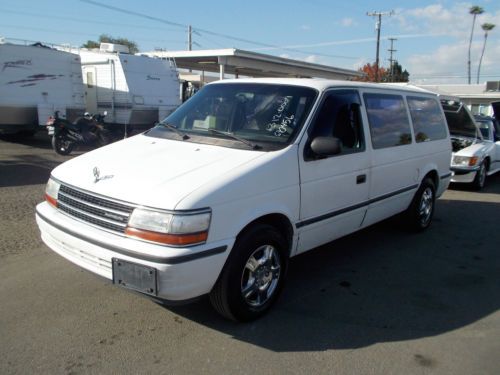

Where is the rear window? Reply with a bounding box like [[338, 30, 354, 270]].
[[407, 96, 447, 142], [364, 93, 412, 149]]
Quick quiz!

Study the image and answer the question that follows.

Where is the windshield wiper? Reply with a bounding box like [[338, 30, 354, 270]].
[[157, 122, 190, 140], [207, 129, 262, 150]]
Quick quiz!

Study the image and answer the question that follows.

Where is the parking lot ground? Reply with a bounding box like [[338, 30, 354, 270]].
[[1, 133, 499, 374]]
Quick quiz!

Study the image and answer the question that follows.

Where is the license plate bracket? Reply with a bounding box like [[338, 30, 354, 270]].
[[112, 258, 158, 296]]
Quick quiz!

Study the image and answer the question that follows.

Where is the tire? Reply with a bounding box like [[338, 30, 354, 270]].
[[51, 135, 74, 155], [472, 162, 487, 190], [209, 224, 288, 322], [405, 178, 436, 232], [97, 130, 111, 147]]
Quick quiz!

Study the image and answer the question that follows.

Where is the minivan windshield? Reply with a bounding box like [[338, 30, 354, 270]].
[[146, 83, 317, 150]]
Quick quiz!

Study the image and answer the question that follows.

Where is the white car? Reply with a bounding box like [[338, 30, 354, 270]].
[[442, 99, 500, 189], [36, 79, 452, 321]]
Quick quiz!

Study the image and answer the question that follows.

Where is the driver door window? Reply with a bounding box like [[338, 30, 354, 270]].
[[306, 90, 365, 159]]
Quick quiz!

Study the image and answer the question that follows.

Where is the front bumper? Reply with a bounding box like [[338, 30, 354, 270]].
[[450, 166, 479, 184], [36, 202, 233, 301]]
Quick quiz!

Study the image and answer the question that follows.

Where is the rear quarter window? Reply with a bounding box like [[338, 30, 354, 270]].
[[364, 93, 412, 149], [407, 96, 447, 142]]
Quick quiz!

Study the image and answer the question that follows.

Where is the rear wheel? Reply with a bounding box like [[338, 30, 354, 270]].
[[97, 130, 111, 147], [209, 224, 288, 322], [405, 178, 436, 232], [472, 162, 487, 190], [51, 135, 74, 155]]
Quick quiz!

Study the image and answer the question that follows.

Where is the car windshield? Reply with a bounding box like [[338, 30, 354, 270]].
[[146, 83, 317, 150], [474, 119, 492, 138]]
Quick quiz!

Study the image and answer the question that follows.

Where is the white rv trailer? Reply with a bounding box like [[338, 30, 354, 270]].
[[71, 44, 181, 130], [0, 42, 85, 134]]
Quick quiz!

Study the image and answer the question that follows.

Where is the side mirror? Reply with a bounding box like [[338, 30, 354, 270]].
[[310, 136, 342, 157]]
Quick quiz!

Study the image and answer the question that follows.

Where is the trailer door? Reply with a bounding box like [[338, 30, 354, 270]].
[[83, 66, 98, 113]]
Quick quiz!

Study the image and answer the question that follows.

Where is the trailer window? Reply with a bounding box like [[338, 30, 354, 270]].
[[86, 72, 94, 88]]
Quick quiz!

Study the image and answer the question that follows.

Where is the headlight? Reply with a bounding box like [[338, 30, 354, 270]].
[[45, 178, 60, 207], [452, 156, 479, 167], [126, 208, 211, 246]]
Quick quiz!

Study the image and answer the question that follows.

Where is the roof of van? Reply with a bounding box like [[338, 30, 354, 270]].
[[209, 78, 436, 95]]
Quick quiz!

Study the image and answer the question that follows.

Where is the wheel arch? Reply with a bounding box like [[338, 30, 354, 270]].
[[484, 156, 491, 170], [422, 169, 439, 189], [235, 213, 295, 257]]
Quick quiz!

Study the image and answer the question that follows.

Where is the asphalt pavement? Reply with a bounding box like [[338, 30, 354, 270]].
[[1, 132, 499, 374]]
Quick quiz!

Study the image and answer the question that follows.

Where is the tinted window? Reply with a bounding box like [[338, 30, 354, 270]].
[[407, 96, 447, 142], [307, 90, 364, 156], [364, 93, 412, 149]]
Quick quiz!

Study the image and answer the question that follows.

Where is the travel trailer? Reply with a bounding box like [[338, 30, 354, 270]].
[[68, 44, 181, 131], [0, 42, 85, 134]]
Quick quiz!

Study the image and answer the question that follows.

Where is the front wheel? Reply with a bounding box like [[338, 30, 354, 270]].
[[209, 224, 288, 322], [405, 178, 436, 232], [472, 162, 487, 190], [51, 135, 74, 155]]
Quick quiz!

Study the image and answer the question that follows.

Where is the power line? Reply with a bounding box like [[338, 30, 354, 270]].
[[0, 8, 185, 33], [80, 0, 358, 59]]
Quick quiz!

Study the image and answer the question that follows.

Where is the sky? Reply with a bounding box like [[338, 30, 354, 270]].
[[1, 0, 499, 84]]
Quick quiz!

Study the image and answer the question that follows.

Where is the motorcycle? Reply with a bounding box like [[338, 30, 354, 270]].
[[46, 111, 111, 155]]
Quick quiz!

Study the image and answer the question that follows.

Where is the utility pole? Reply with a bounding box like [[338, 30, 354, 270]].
[[187, 25, 192, 73], [367, 10, 394, 82], [388, 38, 397, 82], [187, 25, 192, 51]]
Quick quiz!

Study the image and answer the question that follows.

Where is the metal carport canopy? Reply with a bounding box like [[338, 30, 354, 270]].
[[143, 48, 363, 80]]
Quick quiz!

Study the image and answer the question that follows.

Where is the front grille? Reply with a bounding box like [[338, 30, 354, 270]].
[[57, 184, 135, 234]]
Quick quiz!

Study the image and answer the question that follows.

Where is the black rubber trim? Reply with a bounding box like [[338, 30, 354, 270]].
[[36, 209, 226, 265], [296, 184, 418, 228], [440, 172, 452, 179], [450, 166, 480, 172]]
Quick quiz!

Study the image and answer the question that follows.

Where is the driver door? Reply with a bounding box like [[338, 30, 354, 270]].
[[296, 89, 370, 254]]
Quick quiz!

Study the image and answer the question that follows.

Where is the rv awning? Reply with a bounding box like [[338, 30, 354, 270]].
[[141, 48, 363, 80]]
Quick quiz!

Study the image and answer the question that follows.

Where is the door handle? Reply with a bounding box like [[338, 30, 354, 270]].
[[356, 174, 366, 184]]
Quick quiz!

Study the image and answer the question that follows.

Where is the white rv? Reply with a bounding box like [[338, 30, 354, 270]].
[[73, 44, 181, 130], [0, 42, 85, 134]]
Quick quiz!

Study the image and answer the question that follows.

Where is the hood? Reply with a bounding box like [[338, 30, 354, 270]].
[[442, 100, 482, 139], [51, 134, 265, 209], [452, 141, 489, 157]]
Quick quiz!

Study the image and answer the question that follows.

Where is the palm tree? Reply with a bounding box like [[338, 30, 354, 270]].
[[468, 6, 484, 84], [476, 23, 496, 84]]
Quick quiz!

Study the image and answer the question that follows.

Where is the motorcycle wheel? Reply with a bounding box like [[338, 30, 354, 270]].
[[97, 131, 111, 147], [52, 136, 74, 155]]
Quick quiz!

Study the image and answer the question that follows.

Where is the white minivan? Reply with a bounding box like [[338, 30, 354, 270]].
[[36, 79, 452, 321]]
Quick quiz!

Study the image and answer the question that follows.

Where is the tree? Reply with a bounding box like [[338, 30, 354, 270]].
[[81, 40, 100, 49], [81, 34, 139, 54], [468, 6, 484, 84], [354, 62, 409, 83], [354, 63, 388, 82], [476, 23, 495, 84], [387, 61, 410, 82]]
